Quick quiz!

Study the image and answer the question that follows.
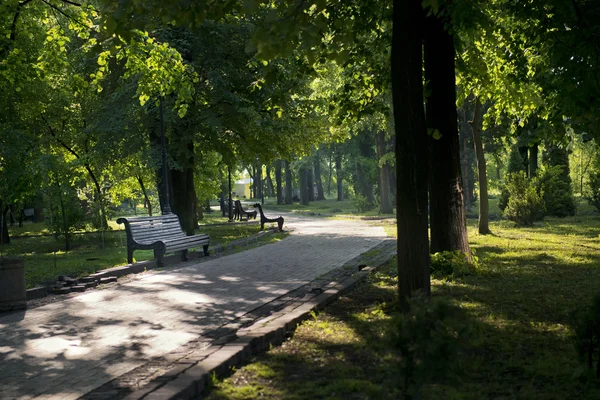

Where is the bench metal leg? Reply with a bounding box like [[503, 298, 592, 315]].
[[154, 248, 164, 267], [203, 244, 210, 256], [181, 249, 188, 262], [127, 248, 134, 264]]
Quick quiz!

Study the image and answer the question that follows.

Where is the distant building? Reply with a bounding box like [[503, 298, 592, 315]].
[[233, 178, 252, 198]]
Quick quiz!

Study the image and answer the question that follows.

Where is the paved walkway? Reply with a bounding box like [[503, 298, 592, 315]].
[[0, 212, 388, 399]]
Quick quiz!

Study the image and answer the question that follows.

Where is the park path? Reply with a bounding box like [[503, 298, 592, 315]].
[[0, 211, 388, 400]]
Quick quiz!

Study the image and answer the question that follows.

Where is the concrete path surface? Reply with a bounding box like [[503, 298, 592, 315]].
[[0, 211, 389, 399]]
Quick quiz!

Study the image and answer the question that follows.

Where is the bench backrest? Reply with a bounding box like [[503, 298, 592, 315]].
[[117, 214, 185, 244]]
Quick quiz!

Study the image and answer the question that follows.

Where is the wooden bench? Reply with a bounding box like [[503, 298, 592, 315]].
[[253, 203, 284, 231], [234, 200, 257, 221], [117, 213, 210, 267]]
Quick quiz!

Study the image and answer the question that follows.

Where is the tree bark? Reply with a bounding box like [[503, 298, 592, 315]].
[[327, 144, 334, 195], [0, 201, 10, 245], [299, 166, 309, 205], [471, 97, 491, 234], [170, 142, 196, 235], [424, 9, 471, 257], [307, 166, 315, 201], [314, 151, 326, 200], [392, 0, 430, 300], [275, 160, 283, 204], [529, 143, 538, 178], [459, 107, 472, 212], [284, 160, 293, 204], [376, 130, 393, 214], [335, 150, 344, 201], [265, 166, 275, 198]]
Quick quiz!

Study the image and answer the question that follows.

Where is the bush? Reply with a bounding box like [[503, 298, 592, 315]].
[[391, 293, 471, 397], [352, 194, 375, 213], [503, 172, 545, 226], [537, 165, 576, 217], [584, 173, 600, 214], [430, 251, 478, 279]]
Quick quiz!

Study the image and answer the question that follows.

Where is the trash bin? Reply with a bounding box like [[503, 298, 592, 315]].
[[0, 257, 27, 311]]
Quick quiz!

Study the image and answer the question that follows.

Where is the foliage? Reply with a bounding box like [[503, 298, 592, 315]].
[[430, 250, 478, 279], [537, 165, 576, 218], [43, 181, 85, 245], [502, 172, 545, 226], [352, 194, 375, 213], [572, 291, 600, 380], [584, 173, 600, 214], [391, 292, 471, 398]]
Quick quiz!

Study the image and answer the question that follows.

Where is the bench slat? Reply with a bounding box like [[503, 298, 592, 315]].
[[117, 214, 210, 266]]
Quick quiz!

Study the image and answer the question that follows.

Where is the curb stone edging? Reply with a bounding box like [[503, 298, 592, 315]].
[[119, 240, 396, 400]]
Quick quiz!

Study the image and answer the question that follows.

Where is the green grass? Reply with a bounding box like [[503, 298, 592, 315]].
[[2, 219, 263, 288], [204, 214, 600, 399], [260, 197, 395, 218]]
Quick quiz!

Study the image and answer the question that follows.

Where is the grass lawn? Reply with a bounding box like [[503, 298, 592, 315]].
[[204, 213, 600, 399], [2, 215, 267, 288]]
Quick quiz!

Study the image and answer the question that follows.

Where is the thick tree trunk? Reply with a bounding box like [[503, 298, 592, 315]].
[[299, 166, 309, 205], [275, 160, 283, 204], [392, 0, 430, 300], [335, 151, 344, 201], [0, 201, 10, 245], [471, 97, 491, 234], [170, 142, 196, 235], [376, 130, 393, 214], [149, 124, 174, 214], [314, 151, 326, 200], [529, 143, 538, 178], [285, 160, 293, 204], [424, 9, 471, 257]]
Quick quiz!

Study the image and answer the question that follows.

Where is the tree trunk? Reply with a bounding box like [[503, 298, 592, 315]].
[[376, 130, 393, 214], [299, 166, 309, 205], [529, 143, 538, 178], [256, 164, 263, 202], [307, 166, 315, 201], [285, 160, 293, 204], [388, 133, 397, 205], [392, 0, 430, 300], [327, 144, 334, 195], [137, 175, 152, 216], [335, 150, 344, 201], [459, 107, 472, 212], [266, 166, 275, 198], [170, 142, 196, 235], [0, 201, 10, 245], [275, 160, 283, 204], [314, 151, 326, 200], [471, 97, 491, 234], [424, 9, 471, 258]]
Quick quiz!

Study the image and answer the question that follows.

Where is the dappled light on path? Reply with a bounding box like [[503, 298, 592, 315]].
[[0, 212, 387, 399]]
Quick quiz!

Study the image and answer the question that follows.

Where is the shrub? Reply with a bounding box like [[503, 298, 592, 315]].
[[584, 173, 600, 214], [352, 194, 375, 213], [503, 172, 545, 226], [430, 251, 478, 279], [391, 293, 471, 397], [537, 165, 576, 217]]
